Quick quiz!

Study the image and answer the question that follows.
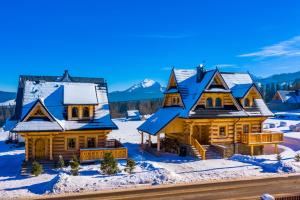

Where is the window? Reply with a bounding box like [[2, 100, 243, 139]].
[[83, 107, 90, 118], [72, 107, 79, 118], [172, 97, 180, 105], [215, 98, 222, 108], [67, 138, 76, 150], [219, 126, 226, 136], [206, 98, 213, 108], [243, 124, 250, 134], [244, 98, 250, 107], [87, 137, 96, 148]]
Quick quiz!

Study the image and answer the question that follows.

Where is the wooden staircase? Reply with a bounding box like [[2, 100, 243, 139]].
[[190, 137, 222, 160]]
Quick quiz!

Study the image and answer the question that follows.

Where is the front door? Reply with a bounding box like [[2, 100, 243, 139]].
[[199, 125, 210, 145], [35, 139, 46, 160]]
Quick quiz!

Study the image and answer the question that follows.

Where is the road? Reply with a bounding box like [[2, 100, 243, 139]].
[[283, 136, 300, 151], [38, 175, 300, 200]]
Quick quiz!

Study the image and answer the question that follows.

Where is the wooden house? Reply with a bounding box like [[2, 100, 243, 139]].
[[138, 65, 283, 159], [10, 70, 127, 163], [126, 110, 142, 121]]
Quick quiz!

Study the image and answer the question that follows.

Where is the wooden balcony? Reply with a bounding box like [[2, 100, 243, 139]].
[[241, 131, 283, 145], [80, 139, 128, 162]]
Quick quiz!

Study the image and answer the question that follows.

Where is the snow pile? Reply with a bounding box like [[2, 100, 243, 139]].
[[52, 161, 174, 194]]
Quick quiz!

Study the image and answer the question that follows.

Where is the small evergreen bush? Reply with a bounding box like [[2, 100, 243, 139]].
[[56, 155, 65, 169], [31, 161, 43, 176], [124, 159, 136, 174], [100, 152, 119, 175], [70, 155, 80, 176], [295, 153, 300, 162], [276, 153, 282, 161]]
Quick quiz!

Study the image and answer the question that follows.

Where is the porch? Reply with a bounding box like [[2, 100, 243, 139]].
[[241, 131, 284, 155], [79, 139, 128, 162]]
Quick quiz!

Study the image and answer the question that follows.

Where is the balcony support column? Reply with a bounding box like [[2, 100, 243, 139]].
[[250, 145, 254, 156], [274, 144, 278, 154]]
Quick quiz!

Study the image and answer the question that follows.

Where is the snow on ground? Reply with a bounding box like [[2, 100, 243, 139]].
[[1, 112, 300, 199]]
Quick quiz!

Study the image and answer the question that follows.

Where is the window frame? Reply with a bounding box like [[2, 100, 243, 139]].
[[206, 97, 213, 108], [243, 124, 250, 134], [244, 98, 251, 108], [65, 137, 77, 151], [71, 107, 79, 119], [82, 106, 90, 119], [86, 136, 97, 148], [219, 126, 227, 137], [215, 97, 223, 108]]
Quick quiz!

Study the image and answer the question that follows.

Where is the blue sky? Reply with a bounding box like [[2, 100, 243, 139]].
[[0, 0, 300, 92]]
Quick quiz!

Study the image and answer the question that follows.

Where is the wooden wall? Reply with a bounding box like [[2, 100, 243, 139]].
[[197, 93, 236, 107], [160, 117, 266, 145], [163, 94, 183, 107], [24, 130, 109, 161]]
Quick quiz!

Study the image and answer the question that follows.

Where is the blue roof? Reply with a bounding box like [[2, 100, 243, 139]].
[[137, 107, 182, 135], [231, 84, 253, 98]]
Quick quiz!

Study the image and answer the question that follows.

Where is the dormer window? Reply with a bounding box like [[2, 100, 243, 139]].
[[83, 106, 90, 118], [244, 98, 250, 107], [206, 98, 213, 108], [215, 98, 222, 108], [72, 107, 79, 118]]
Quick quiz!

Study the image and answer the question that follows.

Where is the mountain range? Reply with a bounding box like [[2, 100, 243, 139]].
[[108, 79, 165, 102], [0, 70, 299, 103]]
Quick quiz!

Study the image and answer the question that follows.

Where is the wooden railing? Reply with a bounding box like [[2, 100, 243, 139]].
[[241, 131, 283, 145], [80, 147, 128, 162], [191, 137, 206, 160]]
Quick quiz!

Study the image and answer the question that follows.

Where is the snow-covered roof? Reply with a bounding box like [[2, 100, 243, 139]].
[[63, 84, 98, 105], [11, 71, 117, 132], [126, 110, 141, 117], [220, 72, 253, 89], [139, 68, 273, 135], [231, 84, 253, 98], [137, 107, 182, 135], [276, 90, 300, 103]]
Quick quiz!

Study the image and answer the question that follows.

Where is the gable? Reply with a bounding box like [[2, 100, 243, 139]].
[[166, 70, 178, 90], [22, 101, 55, 122], [206, 72, 229, 90]]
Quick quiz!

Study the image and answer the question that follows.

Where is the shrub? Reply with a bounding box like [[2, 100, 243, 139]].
[[100, 152, 119, 175], [276, 153, 282, 161], [295, 154, 300, 162], [124, 159, 136, 174], [31, 161, 43, 176], [56, 155, 65, 169], [70, 155, 80, 176]]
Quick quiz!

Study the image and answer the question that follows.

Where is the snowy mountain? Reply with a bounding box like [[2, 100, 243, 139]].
[[0, 91, 16, 105], [109, 79, 165, 102]]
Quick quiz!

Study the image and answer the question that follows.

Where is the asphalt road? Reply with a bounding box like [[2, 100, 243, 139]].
[[38, 175, 300, 200]]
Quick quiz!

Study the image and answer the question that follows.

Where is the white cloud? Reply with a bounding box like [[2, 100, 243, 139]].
[[238, 36, 300, 58]]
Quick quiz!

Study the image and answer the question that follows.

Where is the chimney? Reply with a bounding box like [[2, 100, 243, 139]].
[[196, 64, 206, 82], [61, 69, 72, 82]]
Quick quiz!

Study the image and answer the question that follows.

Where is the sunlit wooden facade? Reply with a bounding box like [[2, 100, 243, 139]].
[[138, 66, 283, 158], [11, 71, 127, 162]]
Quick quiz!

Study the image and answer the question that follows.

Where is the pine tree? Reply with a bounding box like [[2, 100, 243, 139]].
[[276, 153, 282, 161], [57, 155, 65, 169], [70, 155, 79, 176], [295, 154, 300, 162], [100, 152, 119, 175], [124, 159, 136, 174], [31, 161, 43, 176]]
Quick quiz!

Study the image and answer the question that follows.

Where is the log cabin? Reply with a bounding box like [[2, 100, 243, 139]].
[[10, 70, 127, 163], [138, 65, 283, 159]]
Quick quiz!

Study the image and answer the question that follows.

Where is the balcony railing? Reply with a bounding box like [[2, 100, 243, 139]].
[[80, 139, 128, 162], [241, 131, 283, 145]]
